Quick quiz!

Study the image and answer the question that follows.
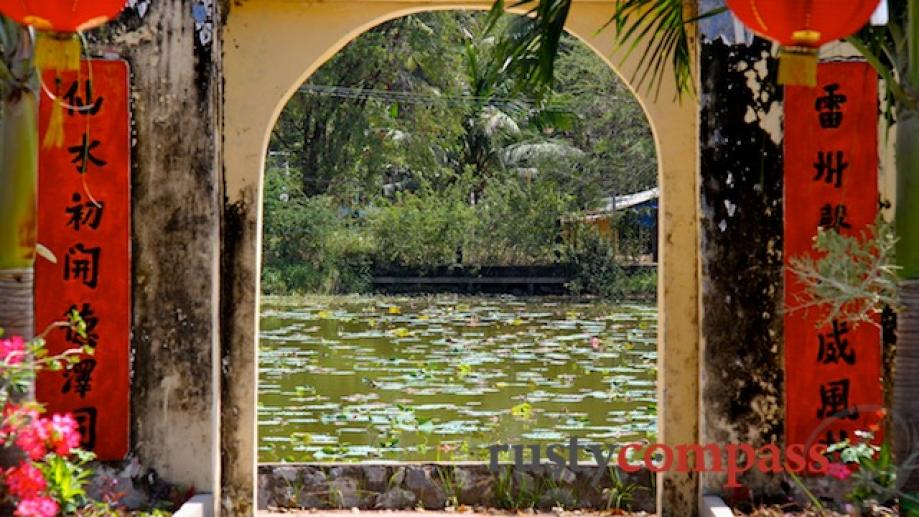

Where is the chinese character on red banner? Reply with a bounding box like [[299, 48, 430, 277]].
[[784, 62, 884, 454], [35, 60, 131, 460]]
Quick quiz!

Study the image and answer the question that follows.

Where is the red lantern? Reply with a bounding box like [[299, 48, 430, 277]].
[[0, 1, 127, 147], [0, 1, 126, 33], [726, 0, 880, 87]]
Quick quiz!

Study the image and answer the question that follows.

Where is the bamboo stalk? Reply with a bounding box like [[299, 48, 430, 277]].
[[0, 71, 37, 474], [0, 90, 37, 339], [0, 91, 37, 269]]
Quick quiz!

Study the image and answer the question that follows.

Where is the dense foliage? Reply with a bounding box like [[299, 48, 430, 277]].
[[262, 11, 657, 296]]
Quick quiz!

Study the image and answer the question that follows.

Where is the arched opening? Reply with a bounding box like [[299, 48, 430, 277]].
[[257, 10, 659, 474], [222, 1, 699, 513]]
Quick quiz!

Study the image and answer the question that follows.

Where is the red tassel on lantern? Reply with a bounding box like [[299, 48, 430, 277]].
[[726, 0, 880, 87], [33, 32, 82, 148]]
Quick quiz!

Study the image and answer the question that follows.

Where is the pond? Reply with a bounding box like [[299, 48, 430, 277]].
[[258, 295, 657, 463]]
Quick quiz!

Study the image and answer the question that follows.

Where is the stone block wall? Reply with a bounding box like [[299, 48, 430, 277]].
[[258, 464, 656, 512]]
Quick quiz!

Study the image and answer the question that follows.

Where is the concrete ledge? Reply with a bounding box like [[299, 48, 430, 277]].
[[174, 494, 214, 517], [258, 463, 656, 512], [700, 495, 732, 517]]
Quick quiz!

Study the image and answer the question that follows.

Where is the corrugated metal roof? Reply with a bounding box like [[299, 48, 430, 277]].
[[598, 187, 660, 212]]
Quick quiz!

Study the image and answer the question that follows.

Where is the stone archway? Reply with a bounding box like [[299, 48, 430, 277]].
[[221, 1, 700, 514]]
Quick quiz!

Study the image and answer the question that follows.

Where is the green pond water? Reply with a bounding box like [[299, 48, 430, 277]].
[[258, 295, 657, 463]]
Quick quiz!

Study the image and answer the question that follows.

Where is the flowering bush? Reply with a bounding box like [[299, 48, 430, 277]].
[[0, 315, 100, 516], [826, 430, 899, 512]]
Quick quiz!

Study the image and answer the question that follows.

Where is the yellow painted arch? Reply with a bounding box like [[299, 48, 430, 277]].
[[223, 1, 700, 513]]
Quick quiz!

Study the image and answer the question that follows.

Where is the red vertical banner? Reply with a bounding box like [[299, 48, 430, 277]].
[[35, 60, 131, 460], [784, 61, 884, 451]]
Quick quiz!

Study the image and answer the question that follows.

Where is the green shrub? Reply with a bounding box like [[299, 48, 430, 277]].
[[261, 168, 373, 294], [564, 226, 624, 299], [368, 190, 474, 269], [468, 178, 575, 265], [322, 227, 374, 293], [260, 164, 658, 297], [621, 268, 657, 298]]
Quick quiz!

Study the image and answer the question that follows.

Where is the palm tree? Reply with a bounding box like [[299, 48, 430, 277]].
[[491, 0, 919, 503], [0, 16, 37, 341], [459, 15, 580, 199], [486, 0, 703, 97]]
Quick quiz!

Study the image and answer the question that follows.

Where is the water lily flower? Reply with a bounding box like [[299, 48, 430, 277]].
[[590, 336, 602, 351]]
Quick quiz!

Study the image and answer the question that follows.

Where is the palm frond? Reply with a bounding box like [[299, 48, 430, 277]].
[[847, 1, 916, 120], [489, 0, 724, 99], [487, 0, 571, 93], [478, 105, 521, 136], [501, 138, 584, 164]]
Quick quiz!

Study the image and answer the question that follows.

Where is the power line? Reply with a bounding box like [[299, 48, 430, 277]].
[[297, 84, 584, 112]]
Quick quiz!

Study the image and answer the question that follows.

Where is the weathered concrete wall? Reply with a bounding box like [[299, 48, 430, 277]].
[[695, 13, 899, 500], [220, 186, 259, 516], [258, 464, 656, 512], [87, 0, 223, 508], [697, 18, 785, 496]]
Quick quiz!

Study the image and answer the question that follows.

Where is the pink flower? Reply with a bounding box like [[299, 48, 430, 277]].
[[48, 414, 81, 456], [5, 463, 47, 499], [827, 462, 853, 480], [3, 409, 82, 460], [14, 496, 58, 517], [0, 404, 38, 447], [0, 336, 26, 365], [14, 419, 50, 461]]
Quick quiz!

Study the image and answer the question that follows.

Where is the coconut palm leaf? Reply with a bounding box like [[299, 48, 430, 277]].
[[488, 0, 724, 98], [478, 106, 522, 137], [846, 2, 916, 119], [501, 138, 584, 165], [487, 0, 571, 93]]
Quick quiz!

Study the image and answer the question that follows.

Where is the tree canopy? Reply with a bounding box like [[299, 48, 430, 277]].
[[262, 10, 658, 294]]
